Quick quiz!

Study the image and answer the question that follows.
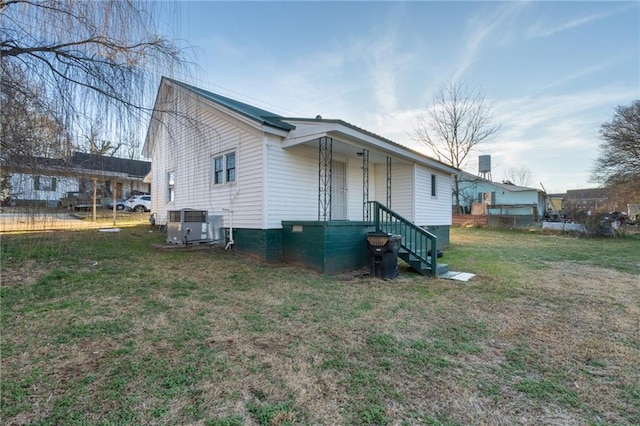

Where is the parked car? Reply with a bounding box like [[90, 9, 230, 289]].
[[105, 198, 126, 210], [125, 195, 151, 212]]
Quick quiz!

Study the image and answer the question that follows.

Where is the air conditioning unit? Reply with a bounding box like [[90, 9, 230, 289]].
[[166, 209, 210, 245]]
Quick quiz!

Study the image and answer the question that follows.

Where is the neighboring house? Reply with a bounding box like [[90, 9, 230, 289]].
[[6, 152, 150, 207], [143, 78, 457, 275], [457, 171, 547, 225]]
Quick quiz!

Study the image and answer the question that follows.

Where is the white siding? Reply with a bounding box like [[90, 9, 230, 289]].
[[10, 173, 77, 202], [373, 162, 413, 220], [149, 86, 264, 228], [414, 166, 452, 226], [265, 143, 318, 228]]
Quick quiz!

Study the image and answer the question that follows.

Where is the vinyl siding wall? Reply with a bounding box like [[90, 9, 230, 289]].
[[264, 143, 319, 228], [373, 162, 414, 220], [414, 166, 452, 226], [149, 86, 264, 229], [10, 173, 77, 203]]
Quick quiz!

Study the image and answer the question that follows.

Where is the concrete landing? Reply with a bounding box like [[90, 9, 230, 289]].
[[439, 271, 475, 282]]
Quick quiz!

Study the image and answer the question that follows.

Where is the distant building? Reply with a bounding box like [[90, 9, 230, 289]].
[[564, 188, 613, 213], [5, 151, 150, 207], [455, 171, 547, 226]]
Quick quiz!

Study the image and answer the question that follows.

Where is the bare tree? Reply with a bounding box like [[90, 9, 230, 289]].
[[412, 79, 500, 213], [502, 166, 534, 187], [591, 100, 640, 203], [0, 0, 186, 161]]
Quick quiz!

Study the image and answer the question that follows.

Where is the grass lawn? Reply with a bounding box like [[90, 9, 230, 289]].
[[1, 226, 639, 425]]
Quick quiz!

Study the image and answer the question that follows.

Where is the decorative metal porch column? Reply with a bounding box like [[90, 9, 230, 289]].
[[362, 149, 369, 221], [386, 156, 392, 208], [318, 136, 333, 221]]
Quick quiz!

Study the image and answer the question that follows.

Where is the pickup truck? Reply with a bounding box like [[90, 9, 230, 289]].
[[60, 191, 102, 211]]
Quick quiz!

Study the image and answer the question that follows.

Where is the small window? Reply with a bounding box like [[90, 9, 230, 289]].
[[226, 153, 236, 182], [34, 176, 57, 191], [214, 157, 223, 184], [430, 174, 437, 197], [167, 171, 175, 203]]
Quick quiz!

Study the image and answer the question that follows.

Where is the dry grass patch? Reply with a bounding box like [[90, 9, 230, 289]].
[[1, 227, 639, 425]]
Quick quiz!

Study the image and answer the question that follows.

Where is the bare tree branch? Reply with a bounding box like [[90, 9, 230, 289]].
[[0, 0, 188, 163], [412, 79, 501, 212]]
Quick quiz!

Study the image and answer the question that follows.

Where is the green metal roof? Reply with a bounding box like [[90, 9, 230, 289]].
[[164, 78, 295, 131]]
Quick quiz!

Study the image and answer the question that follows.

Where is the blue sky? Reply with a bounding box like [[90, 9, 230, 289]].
[[158, 1, 639, 193]]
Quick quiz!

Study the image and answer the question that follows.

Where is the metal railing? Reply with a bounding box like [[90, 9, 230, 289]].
[[367, 201, 438, 276]]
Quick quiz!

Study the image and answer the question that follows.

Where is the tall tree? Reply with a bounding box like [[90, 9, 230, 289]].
[[412, 80, 500, 212], [591, 100, 640, 203], [0, 0, 185, 160]]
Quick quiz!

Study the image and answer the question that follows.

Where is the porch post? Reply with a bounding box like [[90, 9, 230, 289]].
[[386, 156, 392, 208], [362, 148, 369, 221], [318, 136, 333, 221]]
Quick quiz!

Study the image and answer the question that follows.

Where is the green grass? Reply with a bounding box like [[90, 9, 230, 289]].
[[1, 226, 639, 425]]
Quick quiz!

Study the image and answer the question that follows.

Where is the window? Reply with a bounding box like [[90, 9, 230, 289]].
[[430, 174, 437, 197], [226, 153, 236, 182], [167, 171, 175, 203], [211, 151, 237, 185], [214, 157, 223, 184], [34, 176, 57, 191]]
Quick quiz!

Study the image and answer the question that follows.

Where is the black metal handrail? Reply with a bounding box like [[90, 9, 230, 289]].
[[367, 201, 438, 276]]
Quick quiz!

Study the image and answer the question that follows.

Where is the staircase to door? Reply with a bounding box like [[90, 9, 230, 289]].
[[368, 201, 448, 277]]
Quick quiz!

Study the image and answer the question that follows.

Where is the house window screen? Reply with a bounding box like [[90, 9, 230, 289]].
[[214, 157, 223, 184], [226, 153, 236, 182]]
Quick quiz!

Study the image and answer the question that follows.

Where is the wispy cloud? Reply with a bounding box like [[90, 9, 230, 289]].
[[455, 2, 529, 80], [357, 29, 416, 114], [527, 3, 637, 39], [535, 60, 617, 94]]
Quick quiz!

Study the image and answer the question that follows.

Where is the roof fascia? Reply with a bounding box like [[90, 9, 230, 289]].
[[283, 120, 458, 175]]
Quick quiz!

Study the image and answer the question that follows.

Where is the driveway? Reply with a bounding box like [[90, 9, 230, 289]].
[[0, 210, 137, 232]]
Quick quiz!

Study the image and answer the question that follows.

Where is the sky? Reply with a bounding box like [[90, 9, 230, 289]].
[[157, 1, 639, 194]]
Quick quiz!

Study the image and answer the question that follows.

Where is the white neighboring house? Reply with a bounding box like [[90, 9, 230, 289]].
[[6, 152, 150, 207], [143, 78, 458, 274], [457, 171, 547, 221]]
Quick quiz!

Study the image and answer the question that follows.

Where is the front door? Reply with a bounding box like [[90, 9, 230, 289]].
[[331, 161, 347, 220]]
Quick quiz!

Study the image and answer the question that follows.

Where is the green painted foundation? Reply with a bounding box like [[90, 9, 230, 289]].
[[424, 225, 451, 249], [229, 223, 450, 274], [282, 221, 375, 274], [231, 228, 283, 262]]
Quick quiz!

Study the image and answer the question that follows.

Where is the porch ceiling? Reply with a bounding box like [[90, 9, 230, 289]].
[[292, 136, 408, 165], [280, 119, 457, 174]]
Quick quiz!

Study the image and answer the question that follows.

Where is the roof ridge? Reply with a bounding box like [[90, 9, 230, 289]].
[[163, 77, 296, 131]]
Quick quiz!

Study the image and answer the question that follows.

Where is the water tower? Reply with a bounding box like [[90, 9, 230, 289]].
[[478, 155, 492, 181]]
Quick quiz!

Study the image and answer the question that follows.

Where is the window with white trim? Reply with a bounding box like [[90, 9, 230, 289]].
[[211, 151, 236, 185], [167, 171, 175, 203]]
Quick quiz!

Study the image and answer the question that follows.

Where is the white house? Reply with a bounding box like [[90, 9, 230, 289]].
[[143, 78, 457, 275], [6, 152, 150, 207], [457, 171, 547, 223]]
